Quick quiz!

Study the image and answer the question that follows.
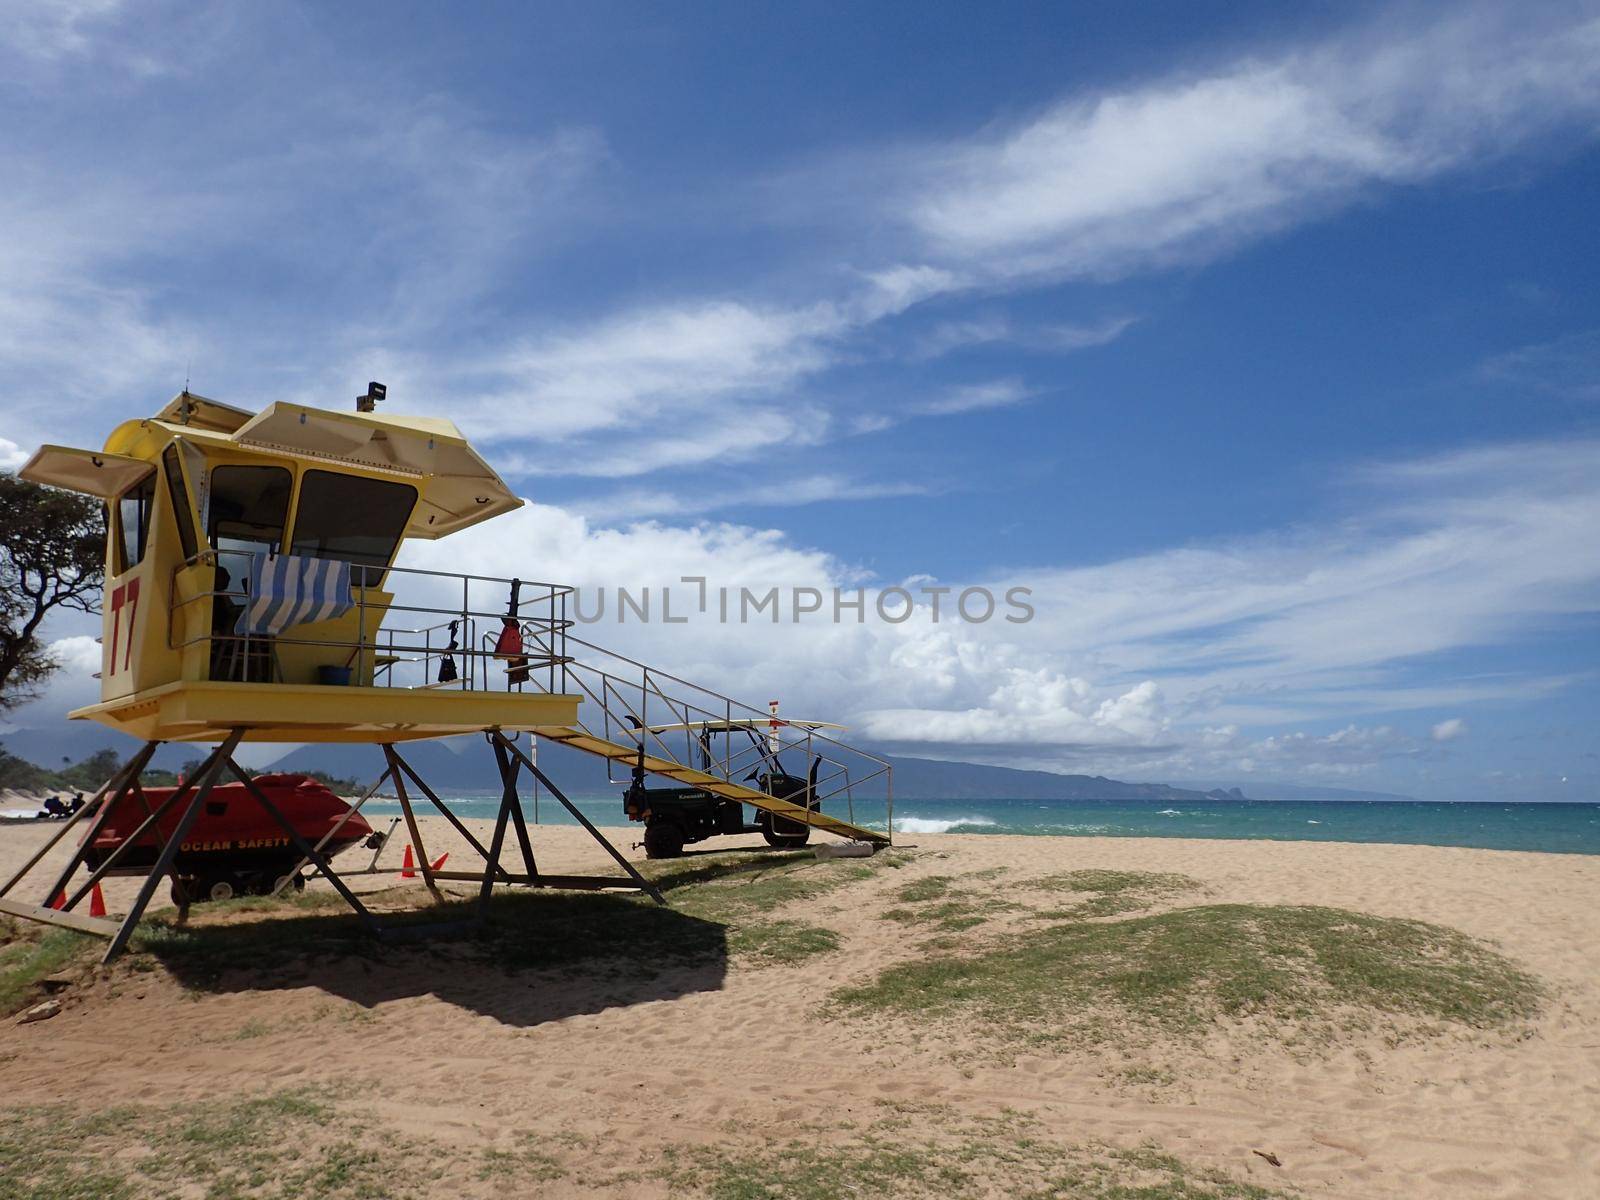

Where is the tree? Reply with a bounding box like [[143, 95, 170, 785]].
[[0, 743, 54, 791], [0, 474, 104, 711], [57, 747, 124, 791]]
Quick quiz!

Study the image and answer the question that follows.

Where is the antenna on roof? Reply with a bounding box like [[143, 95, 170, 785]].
[[178, 363, 195, 424], [357, 381, 386, 413]]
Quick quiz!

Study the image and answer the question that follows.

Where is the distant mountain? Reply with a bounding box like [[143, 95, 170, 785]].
[[263, 741, 1249, 804], [0, 723, 207, 777], [1172, 779, 1418, 802], [856, 757, 1249, 802], [266, 736, 633, 798]]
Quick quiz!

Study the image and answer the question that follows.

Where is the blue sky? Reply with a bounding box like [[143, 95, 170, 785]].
[[2, 1, 1598, 799]]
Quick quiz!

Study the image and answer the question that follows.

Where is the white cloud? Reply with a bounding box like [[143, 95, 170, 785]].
[[474, 300, 844, 443], [1116, 722, 1428, 779], [376, 435, 1600, 780], [858, 674, 1169, 749], [1432, 717, 1468, 742], [914, 314, 1138, 360], [912, 379, 1036, 417], [1476, 329, 1600, 404], [2, 0, 126, 62], [0, 436, 30, 471], [837, 377, 1041, 439], [1, 634, 102, 725], [895, 8, 1600, 284], [574, 474, 929, 524]]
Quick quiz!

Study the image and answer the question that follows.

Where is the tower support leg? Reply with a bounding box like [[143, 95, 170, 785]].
[[384, 747, 512, 882], [61, 766, 215, 911], [478, 739, 522, 915], [382, 745, 444, 905], [221, 757, 380, 935], [490, 732, 664, 905], [490, 735, 540, 878], [271, 762, 395, 896]]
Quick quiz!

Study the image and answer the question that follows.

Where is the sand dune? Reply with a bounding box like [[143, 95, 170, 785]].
[[3, 818, 1598, 1198]]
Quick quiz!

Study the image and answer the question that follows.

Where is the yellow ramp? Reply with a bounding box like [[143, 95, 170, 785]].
[[534, 726, 891, 846]]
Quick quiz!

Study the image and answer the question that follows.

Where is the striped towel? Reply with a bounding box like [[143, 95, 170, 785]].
[[235, 554, 354, 636]]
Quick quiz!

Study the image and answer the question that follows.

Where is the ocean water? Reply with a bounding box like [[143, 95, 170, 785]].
[[365, 794, 1600, 855]]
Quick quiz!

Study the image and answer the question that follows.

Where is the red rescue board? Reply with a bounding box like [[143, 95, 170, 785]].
[[82, 772, 374, 900]]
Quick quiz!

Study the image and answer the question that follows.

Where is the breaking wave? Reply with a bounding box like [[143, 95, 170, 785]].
[[893, 815, 999, 834]]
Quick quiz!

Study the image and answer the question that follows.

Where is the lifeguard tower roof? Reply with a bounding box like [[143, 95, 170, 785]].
[[26, 392, 520, 540]]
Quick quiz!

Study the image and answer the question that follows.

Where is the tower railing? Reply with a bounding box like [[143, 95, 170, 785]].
[[167, 548, 573, 694], [165, 547, 891, 833]]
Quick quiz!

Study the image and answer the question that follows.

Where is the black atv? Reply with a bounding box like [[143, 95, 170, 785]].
[[620, 720, 828, 858]]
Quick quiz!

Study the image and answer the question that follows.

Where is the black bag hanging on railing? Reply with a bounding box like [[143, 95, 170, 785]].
[[438, 619, 459, 684]]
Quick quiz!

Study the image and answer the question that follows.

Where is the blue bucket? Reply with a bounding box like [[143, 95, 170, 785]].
[[317, 665, 352, 686]]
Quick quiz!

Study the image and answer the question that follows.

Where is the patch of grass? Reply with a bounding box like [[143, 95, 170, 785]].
[[1030, 870, 1201, 919], [880, 872, 1022, 933], [666, 857, 881, 926], [0, 1089, 453, 1200], [834, 903, 1541, 1045], [221, 888, 351, 915], [1033, 870, 1198, 896], [644, 850, 804, 887], [894, 875, 956, 903], [477, 1136, 567, 1183], [0, 916, 92, 1017], [648, 854, 884, 967], [883, 898, 1008, 932], [1116, 1065, 1177, 1089], [657, 1114, 1290, 1200], [728, 920, 840, 966]]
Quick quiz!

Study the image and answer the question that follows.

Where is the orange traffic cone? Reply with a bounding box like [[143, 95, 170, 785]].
[[89, 882, 107, 918], [430, 852, 449, 871], [400, 844, 416, 878], [48, 891, 66, 910]]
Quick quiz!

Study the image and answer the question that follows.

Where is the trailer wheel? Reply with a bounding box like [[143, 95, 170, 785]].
[[200, 875, 236, 902], [759, 811, 811, 849], [643, 820, 685, 859]]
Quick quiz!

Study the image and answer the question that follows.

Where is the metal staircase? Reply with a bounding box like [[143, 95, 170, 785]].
[[510, 627, 893, 847]]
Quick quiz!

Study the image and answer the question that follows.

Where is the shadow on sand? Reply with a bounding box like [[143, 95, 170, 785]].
[[132, 889, 728, 1028]]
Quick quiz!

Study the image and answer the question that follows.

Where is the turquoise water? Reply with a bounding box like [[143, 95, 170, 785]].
[[365, 794, 1600, 855]]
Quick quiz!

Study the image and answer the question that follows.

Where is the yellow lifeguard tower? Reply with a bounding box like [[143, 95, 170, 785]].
[[1, 388, 890, 959]]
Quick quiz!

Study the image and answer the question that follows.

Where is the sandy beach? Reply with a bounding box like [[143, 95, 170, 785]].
[[3, 818, 1598, 1199]]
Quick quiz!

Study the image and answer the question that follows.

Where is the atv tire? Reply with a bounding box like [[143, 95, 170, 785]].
[[643, 821, 686, 859]]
